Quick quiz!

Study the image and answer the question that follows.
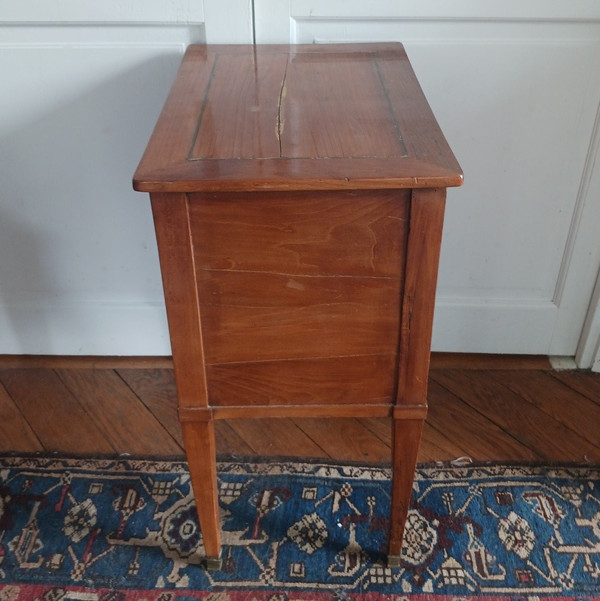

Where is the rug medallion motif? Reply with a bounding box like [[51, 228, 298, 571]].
[[0, 456, 599, 600]]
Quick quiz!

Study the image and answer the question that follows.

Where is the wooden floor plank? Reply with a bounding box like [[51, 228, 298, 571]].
[[427, 379, 540, 462], [550, 370, 600, 407], [0, 369, 114, 454], [56, 369, 182, 456], [347, 417, 470, 464], [2, 361, 599, 466], [117, 368, 183, 447], [357, 417, 392, 446], [214, 422, 256, 458], [431, 370, 600, 463], [488, 370, 600, 448], [227, 418, 330, 459], [0, 382, 44, 453], [293, 417, 392, 463], [118, 368, 257, 458], [419, 422, 471, 463]]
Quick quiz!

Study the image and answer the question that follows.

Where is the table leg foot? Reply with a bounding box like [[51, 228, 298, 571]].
[[388, 417, 423, 558], [204, 556, 222, 571], [181, 421, 222, 561], [387, 555, 402, 569]]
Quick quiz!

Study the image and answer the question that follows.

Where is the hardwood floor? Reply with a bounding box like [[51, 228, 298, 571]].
[[0, 355, 599, 465]]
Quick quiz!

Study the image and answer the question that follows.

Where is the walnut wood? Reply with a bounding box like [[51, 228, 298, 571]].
[[181, 420, 221, 560], [0, 355, 174, 370], [206, 355, 396, 407], [178, 404, 427, 422], [388, 418, 424, 562], [419, 421, 471, 462], [550, 369, 600, 407], [133, 44, 462, 192], [430, 353, 551, 370], [226, 418, 329, 459], [396, 188, 446, 407], [189, 190, 409, 278], [294, 418, 391, 463], [150, 193, 209, 410], [197, 269, 401, 364], [5, 364, 600, 465], [0, 352, 551, 371], [117, 368, 184, 447], [117, 368, 256, 457], [135, 43, 462, 565], [356, 415, 466, 465]]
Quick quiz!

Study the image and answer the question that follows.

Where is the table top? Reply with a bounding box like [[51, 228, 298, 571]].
[[134, 43, 462, 193]]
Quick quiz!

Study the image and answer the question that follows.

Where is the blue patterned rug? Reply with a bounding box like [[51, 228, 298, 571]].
[[0, 456, 599, 601]]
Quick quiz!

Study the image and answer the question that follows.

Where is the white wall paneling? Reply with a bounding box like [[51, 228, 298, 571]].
[[254, 1, 600, 361], [3, 0, 600, 360], [0, 1, 252, 355]]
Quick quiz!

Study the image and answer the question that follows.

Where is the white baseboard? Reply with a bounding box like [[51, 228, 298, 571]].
[[0, 300, 171, 356], [432, 298, 558, 355], [0, 297, 564, 357]]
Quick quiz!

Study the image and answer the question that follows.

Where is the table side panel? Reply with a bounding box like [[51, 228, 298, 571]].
[[206, 354, 396, 406], [187, 189, 409, 406], [196, 269, 402, 364], [188, 190, 410, 277]]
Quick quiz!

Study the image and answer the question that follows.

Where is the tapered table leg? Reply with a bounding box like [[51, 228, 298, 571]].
[[388, 417, 424, 567], [181, 420, 222, 570]]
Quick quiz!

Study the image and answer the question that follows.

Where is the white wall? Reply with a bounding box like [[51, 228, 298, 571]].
[[254, 0, 600, 365], [0, 1, 251, 355], [2, 0, 600, 367]]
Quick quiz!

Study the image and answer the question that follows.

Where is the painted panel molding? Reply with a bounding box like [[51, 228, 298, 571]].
[[253, 0, 600, 360], [0, 1, 252, 355]]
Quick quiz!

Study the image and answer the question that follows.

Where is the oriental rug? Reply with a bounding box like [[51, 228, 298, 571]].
[[0, 456, 599, 601]]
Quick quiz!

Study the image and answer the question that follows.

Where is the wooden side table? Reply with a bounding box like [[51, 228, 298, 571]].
[[134, 43, 462, 569]]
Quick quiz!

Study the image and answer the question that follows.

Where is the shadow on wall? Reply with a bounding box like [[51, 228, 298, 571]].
[[0, 209, 60, 353], [0, 53, 181, 354]]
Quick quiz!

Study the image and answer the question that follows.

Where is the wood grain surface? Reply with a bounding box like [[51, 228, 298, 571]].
[[1, 361, 599, 464], [206, 355, 396, 406], [134, 42, 463, 564], [197, 269, 401, 364], [133, 44, 463, 192], [150, 193, 210, 410], [189, 190, 409, 277]]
